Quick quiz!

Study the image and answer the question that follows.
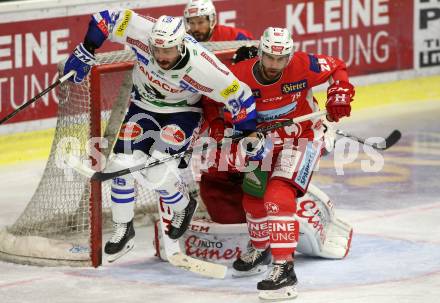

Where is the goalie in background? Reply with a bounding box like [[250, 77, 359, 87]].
[[183, 0, 254, 42], [62, 10, 260, 262]]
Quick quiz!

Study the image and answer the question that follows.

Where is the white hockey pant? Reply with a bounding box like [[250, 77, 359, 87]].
[[138, 150, 190, 212]]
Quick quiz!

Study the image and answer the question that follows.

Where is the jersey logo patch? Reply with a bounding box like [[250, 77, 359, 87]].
[[126, 37, 150, 53], [118, 122, 143, 140], [221, 80, 240, 99], [183, 74, 213, 92], [281, 80, 307, 95], [115, 10, 132, 37], [264, 202, 280, 215], [160, 124, 186, 146]]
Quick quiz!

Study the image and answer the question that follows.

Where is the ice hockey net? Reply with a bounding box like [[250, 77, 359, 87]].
[[0, 41, 258, 267]]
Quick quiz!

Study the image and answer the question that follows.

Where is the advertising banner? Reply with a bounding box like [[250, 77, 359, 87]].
[[0, 0, 420, 125], [414, 0, 440, 68]]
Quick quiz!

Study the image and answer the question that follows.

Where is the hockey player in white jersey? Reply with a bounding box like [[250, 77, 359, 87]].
[[63, 10, 263, 261]]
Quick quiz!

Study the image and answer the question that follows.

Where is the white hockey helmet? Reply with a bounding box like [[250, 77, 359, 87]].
[[258, 27, 295, 61], [183, 0, 217, 28], [149, 15, 186, 53]]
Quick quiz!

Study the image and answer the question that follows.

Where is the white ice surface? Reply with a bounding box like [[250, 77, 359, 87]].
[[1, 102, 440, 303]]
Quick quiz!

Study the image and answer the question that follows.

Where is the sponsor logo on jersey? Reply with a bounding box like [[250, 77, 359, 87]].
[[133, 49, 149, 66], [271, 45, 285, 54], [252, 89, 261, 98], [179, 80, 198, 93], [281, 79, 308, 94], [200, 52, 230, 75], [138, 65, 184, 93], [139, 15, 156, 23], [221, 80, 240, 98], [115, 10, 132, 37], [118, 122, 143, 140], [126, 37, 150, 53], [160, 124, 186, 146], [261, 96, 283, 103], [185, 35, 198, 44], [182, 74, 213, 92]]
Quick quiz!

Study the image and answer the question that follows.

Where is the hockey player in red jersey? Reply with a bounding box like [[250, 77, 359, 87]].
[[183, 0, 254, 42], [228, 27, 355, 301], [182, 0, 254, 224]]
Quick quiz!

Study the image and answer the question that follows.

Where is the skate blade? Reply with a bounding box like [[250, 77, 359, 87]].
[[258, 285, 298, 302], [106, 239, 135, 263], [232, 264, 269, 278]]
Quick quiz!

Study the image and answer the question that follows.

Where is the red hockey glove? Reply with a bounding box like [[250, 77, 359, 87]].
[[326, 81, 355, 122]]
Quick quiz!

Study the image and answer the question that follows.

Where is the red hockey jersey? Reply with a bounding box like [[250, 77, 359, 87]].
[[229, 51, 349, 145], [210, 24, 254, 41]]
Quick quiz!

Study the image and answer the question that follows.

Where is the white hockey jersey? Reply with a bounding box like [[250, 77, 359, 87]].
[[92, 9, 256, 128]]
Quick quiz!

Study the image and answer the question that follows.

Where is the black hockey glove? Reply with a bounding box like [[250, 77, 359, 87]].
[[232, 46, 258, 64]]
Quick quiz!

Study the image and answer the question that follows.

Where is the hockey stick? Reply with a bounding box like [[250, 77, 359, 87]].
[[0, 70, 75, 125], [67, 110, 327, 181], [157, 201, 227, 279], [336, 129, 401, 150]]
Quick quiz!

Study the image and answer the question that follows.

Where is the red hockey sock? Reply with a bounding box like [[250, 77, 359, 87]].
[[264, 179, 299, 261], [243, 193, 269, 250]]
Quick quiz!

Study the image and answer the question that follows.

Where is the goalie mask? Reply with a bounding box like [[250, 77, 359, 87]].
[[149, 15, 187, 56], [258, 27, 295, 62], [183, 0, 217, 30]]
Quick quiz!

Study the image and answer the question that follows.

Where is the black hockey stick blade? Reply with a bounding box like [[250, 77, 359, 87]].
[[376, 129, 402, 150], [336, 129, 402, 151]]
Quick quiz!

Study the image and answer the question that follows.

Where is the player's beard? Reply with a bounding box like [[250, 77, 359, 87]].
[[191, 30, 211, 42], [157, 60, 173, 70], [261, 65, 282, 81], [156, 56, 180, 70]]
